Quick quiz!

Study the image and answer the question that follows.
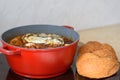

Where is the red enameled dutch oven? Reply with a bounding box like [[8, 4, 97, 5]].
[[0, 25, 79, 78]]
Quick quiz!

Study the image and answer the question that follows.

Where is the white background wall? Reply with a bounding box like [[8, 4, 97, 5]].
[[0, 0, 120, 34]]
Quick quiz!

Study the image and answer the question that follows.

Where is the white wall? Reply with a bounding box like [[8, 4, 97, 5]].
[[0, 0, 120, 33]]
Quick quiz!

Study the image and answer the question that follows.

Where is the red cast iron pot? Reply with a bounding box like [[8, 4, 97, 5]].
[[0, 25, 79, 78]]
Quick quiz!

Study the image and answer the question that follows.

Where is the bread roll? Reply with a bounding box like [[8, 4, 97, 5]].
[[76, 41, 119, 79]]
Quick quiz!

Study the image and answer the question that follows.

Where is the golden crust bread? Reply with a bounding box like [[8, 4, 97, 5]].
[[76, 41, 119, 79], [79, 41, 101, 55]]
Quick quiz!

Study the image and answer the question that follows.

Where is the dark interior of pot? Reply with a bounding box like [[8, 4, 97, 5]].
[[1, 25, 79, 43]]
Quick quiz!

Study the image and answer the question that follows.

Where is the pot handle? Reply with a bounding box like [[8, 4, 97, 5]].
[[0, 46, 21, 55], [63, 25, 74, 30]]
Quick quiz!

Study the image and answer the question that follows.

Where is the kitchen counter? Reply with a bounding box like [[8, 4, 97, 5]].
[[0, 24, 120, 80]]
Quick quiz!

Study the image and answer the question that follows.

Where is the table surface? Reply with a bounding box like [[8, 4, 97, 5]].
[[1, 24, 120, 80]]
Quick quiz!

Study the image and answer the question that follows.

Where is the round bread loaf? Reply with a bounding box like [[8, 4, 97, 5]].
[[76, 41, 119, 79]]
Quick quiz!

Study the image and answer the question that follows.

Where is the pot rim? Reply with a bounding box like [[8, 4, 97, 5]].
[[0, 24, 80, 51]]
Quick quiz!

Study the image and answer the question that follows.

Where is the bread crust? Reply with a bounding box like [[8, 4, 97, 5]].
[[76, 41, 119, 79]]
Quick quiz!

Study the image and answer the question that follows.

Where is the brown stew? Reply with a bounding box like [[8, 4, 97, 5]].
[[9, 33, 73, 49]]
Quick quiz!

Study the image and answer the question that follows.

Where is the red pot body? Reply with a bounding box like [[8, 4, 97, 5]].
[[0, 25, 79, 78]]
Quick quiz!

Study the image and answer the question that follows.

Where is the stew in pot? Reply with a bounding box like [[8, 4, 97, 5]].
[[9, 33, 73, 49]]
